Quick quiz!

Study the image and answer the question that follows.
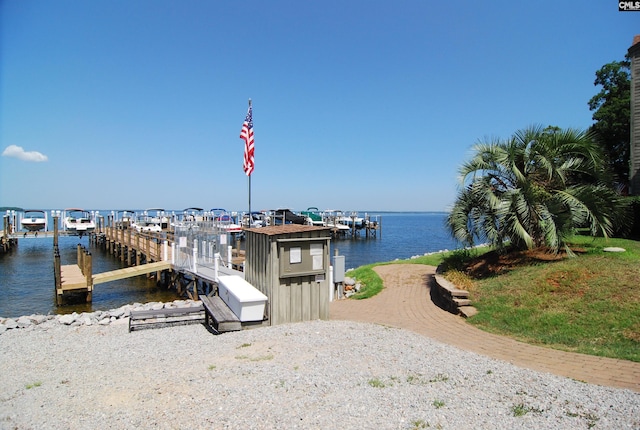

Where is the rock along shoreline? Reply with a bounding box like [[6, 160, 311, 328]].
[[0, 299, 202, 334]]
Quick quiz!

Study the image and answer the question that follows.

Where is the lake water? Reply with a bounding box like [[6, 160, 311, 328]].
[[0, 212, 459, 318], [330, 212, 459, 269]]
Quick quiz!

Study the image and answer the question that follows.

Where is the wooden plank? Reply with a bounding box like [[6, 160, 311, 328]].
[[129, 304, 204, 320], [93, 261, 172, 284], [291, 279, 302, 323], [308, 280, 317, 321], [128, 305, 205, 332], [60, 264, 88, 291], [201, 296, 241, 333]]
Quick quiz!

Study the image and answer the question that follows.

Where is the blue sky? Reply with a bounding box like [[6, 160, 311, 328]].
[[1, 1, 637, 213]]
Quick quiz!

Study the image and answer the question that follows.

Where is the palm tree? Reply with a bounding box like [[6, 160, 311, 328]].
[[447, 125, 627, 253]]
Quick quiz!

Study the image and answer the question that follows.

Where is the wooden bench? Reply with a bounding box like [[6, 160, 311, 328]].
[[201, 295, 241, 333], [128, 305, 205, 332]]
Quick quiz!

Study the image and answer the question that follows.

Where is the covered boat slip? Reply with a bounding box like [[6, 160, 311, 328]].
[[20, 210, 48, 232], [2, 208, 49, 237], [63, 208, 97, 235]]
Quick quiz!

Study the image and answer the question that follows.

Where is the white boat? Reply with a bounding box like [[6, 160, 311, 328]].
[[322, 210, 351, 232], [131, 208, 167, 233], [242, 211, 268, 228], [211, 209, 243, 235], [171, 208, 206, 229], [181, 207, 205, 223], [63, 208, 96, 235], [337, 211, 366, 229], [21, 209, 47, 232], [115, 210, 136, 228]]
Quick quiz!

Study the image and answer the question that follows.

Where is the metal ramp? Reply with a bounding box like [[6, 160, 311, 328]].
[[173, 220, 243, 282]]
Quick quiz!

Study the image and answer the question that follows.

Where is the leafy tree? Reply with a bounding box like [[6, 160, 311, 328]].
[[588, 60, 631, 190], [447, 125, 628, 253]]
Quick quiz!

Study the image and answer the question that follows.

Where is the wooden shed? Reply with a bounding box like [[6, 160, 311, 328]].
[[243, 224, 332, 326]]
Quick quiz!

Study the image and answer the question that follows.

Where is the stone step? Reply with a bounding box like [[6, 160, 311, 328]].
[[451, 290, 470, 299], [453, 298, 472, 307], [458, 306, 478, 318]]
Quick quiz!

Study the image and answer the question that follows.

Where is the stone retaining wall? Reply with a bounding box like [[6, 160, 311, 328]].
[[433, 266, 477, 318]]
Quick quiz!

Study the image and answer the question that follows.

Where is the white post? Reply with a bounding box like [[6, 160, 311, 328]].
[[227, 245, 232, 267], [163, 240, 168, 261], [214, 252, 220, 281], [192, 246, 198, 273], [171, 242, 175, 265]]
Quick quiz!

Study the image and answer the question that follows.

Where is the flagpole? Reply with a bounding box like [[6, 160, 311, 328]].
[[247, 98, 252, 219]]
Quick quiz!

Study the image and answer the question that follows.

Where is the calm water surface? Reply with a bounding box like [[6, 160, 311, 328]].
[[0, 235, 178, 318], [0, 212, 459, 318], [330, 212, 459, 269]]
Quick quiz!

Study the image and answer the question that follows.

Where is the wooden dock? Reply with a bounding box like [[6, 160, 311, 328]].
[[56, 245, 174, 304], [54, 221, 177, 305], [1, 214, 18, 253], [55, 244, 94, 304], [59, 264, 89, 291], [99, 226, 173, 265], [59, 260, 173, 289], [93, 261, 173, 284], [52, 212, 249, 307]]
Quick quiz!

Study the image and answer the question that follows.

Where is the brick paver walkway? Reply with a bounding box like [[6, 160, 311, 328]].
[[329, 264, 640, 392]]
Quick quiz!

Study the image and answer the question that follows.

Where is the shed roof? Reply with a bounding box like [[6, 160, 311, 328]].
[[245, 225, 331, 236]]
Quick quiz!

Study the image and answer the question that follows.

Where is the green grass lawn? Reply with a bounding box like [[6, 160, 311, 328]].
[[346, 237, 640, 362], [467, 236, 640, 362]]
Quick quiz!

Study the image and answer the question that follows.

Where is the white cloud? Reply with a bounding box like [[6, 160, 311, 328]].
[[2, 145, 49, 162]]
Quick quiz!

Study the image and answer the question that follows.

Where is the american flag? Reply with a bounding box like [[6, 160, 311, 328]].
[[240, 105, 254, 176]]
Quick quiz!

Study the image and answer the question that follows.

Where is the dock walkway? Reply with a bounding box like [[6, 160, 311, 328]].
[[56, 225, 245, 304], [93, 261, 173, 284], [60, 264, 88, 290]]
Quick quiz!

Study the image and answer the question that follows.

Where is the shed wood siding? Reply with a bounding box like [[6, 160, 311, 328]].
[[629, 36, 640, 195], [244, 225, 331, 326]]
